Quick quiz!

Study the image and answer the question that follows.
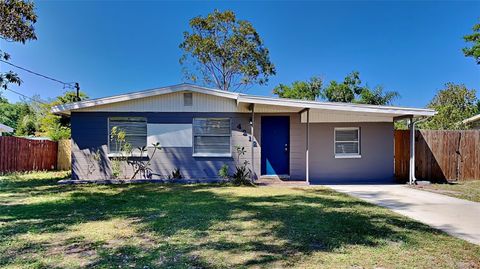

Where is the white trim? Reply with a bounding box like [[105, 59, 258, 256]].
[[0, 123, 14, 133], [463, 114, 480, 124], [52, 84, 239, 115], [192, 153, 232, 158], [52, 83, 436, 117], [334, 127, 361, 158]]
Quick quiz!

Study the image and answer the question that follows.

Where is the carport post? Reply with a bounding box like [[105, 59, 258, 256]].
[[250, 103, 255, 181], [408, 117, 415, 185], [306, 108, 310, 184]]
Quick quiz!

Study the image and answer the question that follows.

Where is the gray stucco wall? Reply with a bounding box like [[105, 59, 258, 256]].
[[307, 122, 394, 183], [71, 112, 394, 182]]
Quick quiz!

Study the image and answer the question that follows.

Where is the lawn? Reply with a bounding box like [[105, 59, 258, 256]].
[[1, 172, 479, 269], [412, 181, 480, 203]]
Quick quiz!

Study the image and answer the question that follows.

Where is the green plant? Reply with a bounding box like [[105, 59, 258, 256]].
[[109, 126, 132, 179], [218, 164, 229, 179], [168, 168, 183, 181], [129, 142, 162, 179], [231, 146, 253, 185], [87, 149, 101, 177]]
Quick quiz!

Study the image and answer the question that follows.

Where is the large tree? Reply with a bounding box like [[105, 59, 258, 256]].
[[421, 83, 479, 130], [0, 0, 37, 90], [273, 76, 322, 101], [179, 10, 275, 92], [39, 91, 88, 140], [321, 71, 399, 105], [463, 20, 480, 64]]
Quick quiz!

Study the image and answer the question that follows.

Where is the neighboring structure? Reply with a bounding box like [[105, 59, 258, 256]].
[[52, 84, 435, 184], [0, 123, 14, 136], [463, 114, 480, 129]]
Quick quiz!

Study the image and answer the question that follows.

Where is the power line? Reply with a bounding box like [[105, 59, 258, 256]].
[[0, 59, 76, 89], [4, 88, 47, 105]]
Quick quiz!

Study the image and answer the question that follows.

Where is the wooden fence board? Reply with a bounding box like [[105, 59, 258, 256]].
[[0, 137, 57, 174], [394, 130, 480, 182]]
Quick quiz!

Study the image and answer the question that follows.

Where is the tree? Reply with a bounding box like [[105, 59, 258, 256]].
[[463, 20, 480, 64], [321, 71, 399, 105], [0, 0, 37, 90], [179, 10, 275, 92], [421, 83, 479, 130], [39, 91, 88, 141], [273, 76, 322, 101]]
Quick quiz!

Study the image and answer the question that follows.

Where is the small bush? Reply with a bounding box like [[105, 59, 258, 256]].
[[168, 168, 182, 180], [218, 164, 229, 179], [231, 162, 253, 186]]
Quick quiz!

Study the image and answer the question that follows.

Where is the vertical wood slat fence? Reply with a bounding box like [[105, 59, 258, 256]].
[[394, 130, 480, 182], [0, 137, 58, 174]]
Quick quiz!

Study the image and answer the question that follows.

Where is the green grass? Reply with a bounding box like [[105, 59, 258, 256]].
[[1, 172, 479, 268], [412, 180, 480, 203]]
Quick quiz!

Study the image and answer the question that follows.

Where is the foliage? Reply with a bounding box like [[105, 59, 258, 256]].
[[15, 113, 36, 136], [0, 0, 37, 90], [463, 20, 480, 64], [321, 71, 399, 105], [231, 146, 253, 185], [0, 95, 37, 135], [109, 126, 132, 179], [39, 90, 88, 141], [168, 168, 183, 180], [420, 83, 479, 130], [273, 76, 322, 101], [357, 85, 400, 106], [218, 164, 229, 179], [87, 150, 101, 177], [129, 143, 162, 179], [180, 9, 275, 92]]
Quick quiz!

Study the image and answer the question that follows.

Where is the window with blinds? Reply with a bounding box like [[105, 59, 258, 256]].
[[334, 127, 360, 158], [108, 117, 147, 154], [193, 118, 231, 157]]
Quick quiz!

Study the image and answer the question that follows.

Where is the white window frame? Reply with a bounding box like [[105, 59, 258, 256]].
[[192, 118, 231, 157], [107, 117, 147, 157], [334, 127, 361, 159]]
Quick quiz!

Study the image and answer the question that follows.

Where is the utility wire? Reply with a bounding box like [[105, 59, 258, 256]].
[[5, 88, 48, 105], [0, 59, 76, 89]]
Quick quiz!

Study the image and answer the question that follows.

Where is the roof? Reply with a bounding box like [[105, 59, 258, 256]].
[[0, 123, 14, 133], [462, 114, 480, 124], [52, 83, 436, 117]]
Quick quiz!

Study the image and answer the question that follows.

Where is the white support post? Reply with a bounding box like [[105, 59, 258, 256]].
[[408, 117, 416, 185], [306, 108, 310, 184], [251, 104, 255, 181]]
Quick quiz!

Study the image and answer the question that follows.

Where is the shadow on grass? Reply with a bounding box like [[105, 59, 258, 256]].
[[0, 178, 443, 268]]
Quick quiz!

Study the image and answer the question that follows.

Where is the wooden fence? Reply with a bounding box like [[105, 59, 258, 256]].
[[0, 137, 58, 174], [394, 130, 480, 182], [57, 139, 71, 171]]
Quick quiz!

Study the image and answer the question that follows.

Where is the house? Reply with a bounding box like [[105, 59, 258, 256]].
[[52, 84, 435, 184], [0, 123, 14, 136], [463, 114, 480, 129]]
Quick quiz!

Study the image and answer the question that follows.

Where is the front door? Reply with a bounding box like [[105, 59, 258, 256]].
[[261, 116, 290, 176]]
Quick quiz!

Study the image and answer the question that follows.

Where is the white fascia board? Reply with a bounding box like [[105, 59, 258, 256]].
[[237, 95, 436, 117], [0, 123, 14, 132], [51, 83, 239, 114], [463, 114, 480, 124]]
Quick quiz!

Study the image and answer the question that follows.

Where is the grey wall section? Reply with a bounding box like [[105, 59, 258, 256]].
[[71, 112, 393, 183], [71, 112, 255, 180], [307, 122, 394, 183]]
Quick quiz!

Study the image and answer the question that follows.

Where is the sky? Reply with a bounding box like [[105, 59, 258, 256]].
[[0, 1, 479, 108]]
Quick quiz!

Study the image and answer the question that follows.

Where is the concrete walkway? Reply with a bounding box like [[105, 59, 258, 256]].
[[326, 184, 480, 245]]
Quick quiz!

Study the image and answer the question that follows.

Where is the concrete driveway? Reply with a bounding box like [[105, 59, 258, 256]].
[[326, 184, 480, 245]]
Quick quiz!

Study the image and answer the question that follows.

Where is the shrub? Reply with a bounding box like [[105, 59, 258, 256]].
[[218, 164, 229, 179], [168, 168, 182, 181]]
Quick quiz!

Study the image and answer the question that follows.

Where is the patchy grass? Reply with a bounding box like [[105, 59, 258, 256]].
[[412, 181, 480, 203], [0, 172, 479, 268]]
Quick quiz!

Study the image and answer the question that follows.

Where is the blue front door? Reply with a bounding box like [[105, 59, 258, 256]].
[[261, 116, 290, 176]]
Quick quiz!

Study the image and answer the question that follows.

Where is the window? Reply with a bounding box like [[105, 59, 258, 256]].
[[183, 92, 193, 106], [193, 118, 231, 157], [108, 117, 147, 155], [334, 127, 360, 158]]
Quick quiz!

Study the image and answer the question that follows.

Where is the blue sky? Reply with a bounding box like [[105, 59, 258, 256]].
[[1, 1, 479, 108]]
